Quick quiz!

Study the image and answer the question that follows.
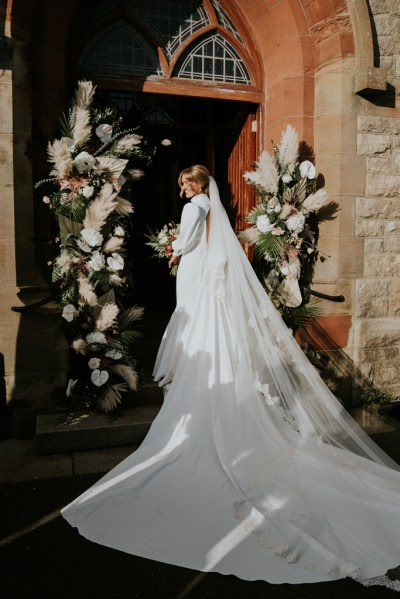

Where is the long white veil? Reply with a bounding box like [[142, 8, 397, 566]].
[[207, 175, 399, 471]]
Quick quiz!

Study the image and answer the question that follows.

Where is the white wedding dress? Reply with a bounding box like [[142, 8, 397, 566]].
[[62, 179, 400, 589]]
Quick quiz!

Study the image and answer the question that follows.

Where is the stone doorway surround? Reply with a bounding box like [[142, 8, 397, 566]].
[[0, 0, 399, 407]]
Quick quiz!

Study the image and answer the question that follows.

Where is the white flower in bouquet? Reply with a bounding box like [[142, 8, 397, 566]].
[[91, 369, 109, 387], [282, 174, 293, 184], [73, 151, 96, 174], [88, 250, 106, 272], [88, 357, 101, 370], [267, 196, 281, 214], [114, 226, 125, 237], [256, 215, 274, 233], [299, 160, 316, 179], [62, 304, 79, 322], [86, 331, 107, 345], [95, 123, 113, 143], [82, 185, 94, 198], [286, 212, 305, 233], [81, 227, 104, 247], [107, 252, 124, 271], [105, 349, 123, 360]]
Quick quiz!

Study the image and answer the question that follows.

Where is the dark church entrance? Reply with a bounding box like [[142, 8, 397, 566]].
[[97, 90, 258, 305]]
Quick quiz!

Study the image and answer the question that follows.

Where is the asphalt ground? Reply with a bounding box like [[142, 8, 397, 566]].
[[1, 464, 400, 599]]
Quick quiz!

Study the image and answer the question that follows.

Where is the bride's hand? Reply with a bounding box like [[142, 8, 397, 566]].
[[168, 255, 180, 268]]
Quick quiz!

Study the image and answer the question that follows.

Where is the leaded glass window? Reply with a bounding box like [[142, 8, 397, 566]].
[[79, 21, 163, 77], [127, 0, 209, 59], [176, 33, 251, 84], [211, 0, 242, 43]]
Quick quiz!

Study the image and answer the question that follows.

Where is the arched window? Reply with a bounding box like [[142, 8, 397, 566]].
[[78, 0, 256, 91], [175, 32, 251, 84], [79, 21, 163, 77]]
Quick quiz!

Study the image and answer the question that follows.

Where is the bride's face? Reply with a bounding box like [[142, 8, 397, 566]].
[[181, 176, 202, 198]]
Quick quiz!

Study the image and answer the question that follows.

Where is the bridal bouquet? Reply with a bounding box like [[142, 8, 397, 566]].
[[36, 80, 153, 412], [242, 125, 330, 323], [146, 222, 180, 275]]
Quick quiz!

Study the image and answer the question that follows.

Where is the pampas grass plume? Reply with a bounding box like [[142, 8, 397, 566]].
[[78, 275, 97, 306], [96, 303, 119, 331], [83, 183, 118, 231]]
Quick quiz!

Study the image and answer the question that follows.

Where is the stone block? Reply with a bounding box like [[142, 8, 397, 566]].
[[308, 280, 353, 315], [380, 56, 395, 77], [339, 238, 364, 277], [0, 81, 13, 135], [366, 174, 400, 197], [374, 13, 392, 35], [356, 217, 385, 237], [356, 345, 399, 362], [389, 279, 400, 314], [364, 253, 400, 277], [385, 234, 400, 251], [366, 156, 391, 174], [364, 238, 384, 253], [356, 197, 400, 219], [386, 220, 400, 233], [354, 317, 400, 347], [355, 279, 390, 318], [357, 133, 391, 155], [358, 115, 400, 135]]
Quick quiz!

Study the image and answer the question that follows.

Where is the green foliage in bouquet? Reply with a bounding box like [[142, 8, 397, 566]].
[[36, 80, 153, 412], [242, 125, 331, 330]]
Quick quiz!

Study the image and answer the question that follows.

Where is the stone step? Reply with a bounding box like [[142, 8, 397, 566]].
[[36, 402, 162, 455]]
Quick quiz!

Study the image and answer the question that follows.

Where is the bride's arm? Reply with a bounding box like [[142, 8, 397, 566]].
[[171, 203, 205, 257]]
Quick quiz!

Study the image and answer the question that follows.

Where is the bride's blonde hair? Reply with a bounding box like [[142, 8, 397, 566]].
[[178, 164, 210, 198]]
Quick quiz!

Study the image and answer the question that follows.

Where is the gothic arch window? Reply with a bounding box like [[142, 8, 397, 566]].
[[79, 21, 163, 77], [77, 0, 258, 92], [175, 33, 251, 84]]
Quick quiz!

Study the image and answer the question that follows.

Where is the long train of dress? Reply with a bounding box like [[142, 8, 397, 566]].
[[62, 189, 400, 589]]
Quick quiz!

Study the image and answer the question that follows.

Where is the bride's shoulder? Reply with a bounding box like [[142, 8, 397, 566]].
[[192, 193, 210, 209]]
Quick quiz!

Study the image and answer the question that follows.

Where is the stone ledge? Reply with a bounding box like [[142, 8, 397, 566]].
[[36, 404, 161, 455]]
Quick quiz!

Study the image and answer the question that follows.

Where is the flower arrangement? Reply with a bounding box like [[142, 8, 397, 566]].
[[241, 125, 330, 326], [36, 80, 153, 412], [146, 222, 181, 275]]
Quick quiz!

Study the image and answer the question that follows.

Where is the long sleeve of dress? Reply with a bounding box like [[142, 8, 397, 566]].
[[171, 195, 209, 256]]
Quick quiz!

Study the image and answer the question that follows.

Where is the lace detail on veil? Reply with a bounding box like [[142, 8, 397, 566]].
[[254, 376, 299, 432]]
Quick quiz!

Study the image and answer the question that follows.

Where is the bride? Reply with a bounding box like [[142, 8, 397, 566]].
[[62, 165, 400, 590]]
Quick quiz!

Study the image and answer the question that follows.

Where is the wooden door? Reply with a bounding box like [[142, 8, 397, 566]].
[[227, 107, 258, 232]]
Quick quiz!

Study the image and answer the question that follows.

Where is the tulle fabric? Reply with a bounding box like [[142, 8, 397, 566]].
[[62, 178, 400, 589]]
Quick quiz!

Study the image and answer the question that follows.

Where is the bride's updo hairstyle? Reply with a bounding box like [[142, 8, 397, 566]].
[[178, 164, 210, 198]]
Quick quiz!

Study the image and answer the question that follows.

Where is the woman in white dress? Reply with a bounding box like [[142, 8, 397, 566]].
[[62, 165, 400, 590]]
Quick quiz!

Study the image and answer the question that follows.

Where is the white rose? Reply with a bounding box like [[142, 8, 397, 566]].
[[86, 331, 107, 345], [81, 228, 104, 248], [73, 151, 96, 174], [256, 215, 274, 233], [82, 185, 94, 198], [88, 357, 101, 370], [62, 304, 78, 322], [286, 213, 305, 233], [107, 252, 124, 271], [282, 174, 292, 183], [88, 251, 105, 271]]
